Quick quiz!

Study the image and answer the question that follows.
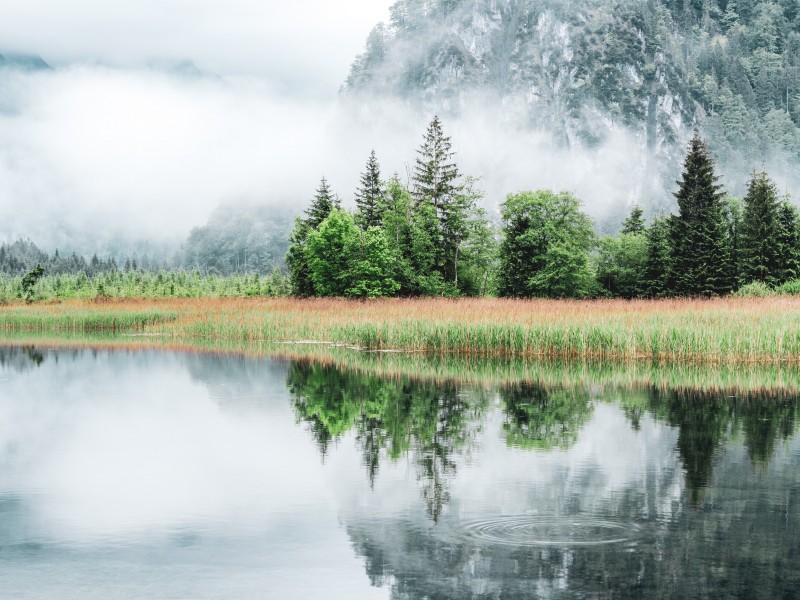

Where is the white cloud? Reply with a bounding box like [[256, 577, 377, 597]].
[[0, 0, 394, 94]]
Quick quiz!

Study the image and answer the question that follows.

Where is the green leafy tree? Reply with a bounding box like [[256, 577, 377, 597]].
[[670, 135, 732, 296], [595, 232, 648, 298], [740, 171, 782, 285], [286, 178, 342, 296], [306, 210, 399, 298], [355, 150, 385, 230], [498, 190, 595, 298]]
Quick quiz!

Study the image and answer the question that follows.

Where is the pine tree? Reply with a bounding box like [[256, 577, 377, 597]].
[[355, 150, 385, 229], [305, 177, 340, 229], [776, 199, 800, 283], [642, 216, 672, 297], [670, 135, 731, 296], [740, 171, 782, 285], [412, 116, 459, 215], [621, 206, 646, 234]]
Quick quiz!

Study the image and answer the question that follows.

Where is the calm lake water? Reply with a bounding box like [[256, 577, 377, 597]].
[[1, 346, 799, 599]]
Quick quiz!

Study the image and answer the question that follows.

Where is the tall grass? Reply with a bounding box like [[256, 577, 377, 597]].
[[2, 296, 800, 363]]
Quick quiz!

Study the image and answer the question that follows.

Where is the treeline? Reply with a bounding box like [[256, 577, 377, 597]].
[[289, 118, 800, 299], [287, 116, 495, 298], [595, 136, 800, 298]]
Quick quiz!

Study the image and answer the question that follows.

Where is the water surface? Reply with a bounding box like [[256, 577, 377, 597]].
[[1, 346, 798, 598]]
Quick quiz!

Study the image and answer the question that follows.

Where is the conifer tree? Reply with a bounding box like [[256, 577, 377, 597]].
[[670, 135, 731, 296], [305, 177, 340, 229], [412, 116, 459, 214], [642, 216, 672, 297], [740, 171, 782, 285], [776, 199, 800, 284], [355, 150, 385, 229], [287, 177, 342, 296], [621, 206, 646, 234]]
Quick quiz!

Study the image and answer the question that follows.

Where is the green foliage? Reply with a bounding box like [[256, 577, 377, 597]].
[[595, 233, 648, 298], [642, 216, 673, 297], [0, 270, 290, 302], [498, 190, 595, 298], [621, 205, 646, 234], [355, 150, 385, 229], [670, 135, 732, 296], [20, 264, 45, 303], [501, 382, 593, 450], [733, 280, 775, 297], [306, 210, 399, 298], [740, 171, 783, 285]]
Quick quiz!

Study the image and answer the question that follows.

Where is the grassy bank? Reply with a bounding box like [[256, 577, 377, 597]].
[[2, 296, 800, 364]]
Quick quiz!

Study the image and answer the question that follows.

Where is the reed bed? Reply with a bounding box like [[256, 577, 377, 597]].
[[1, 296, 800, 363]]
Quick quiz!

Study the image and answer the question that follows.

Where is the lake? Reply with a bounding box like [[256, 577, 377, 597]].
[[0, 345, 798, 598]]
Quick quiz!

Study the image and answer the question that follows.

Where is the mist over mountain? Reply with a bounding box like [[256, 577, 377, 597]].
[[344, 0, 800, 208]]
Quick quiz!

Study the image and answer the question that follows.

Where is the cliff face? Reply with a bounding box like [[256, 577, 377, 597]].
[[344, 0, 800, 198]]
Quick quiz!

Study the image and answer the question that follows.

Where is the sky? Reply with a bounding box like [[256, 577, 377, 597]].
[[0, 0, 394, 96]]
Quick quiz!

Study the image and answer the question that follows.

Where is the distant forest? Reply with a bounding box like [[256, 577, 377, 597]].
[[4, 117, 800, 301]]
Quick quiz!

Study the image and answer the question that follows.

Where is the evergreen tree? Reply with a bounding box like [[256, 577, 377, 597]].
[[776, 199, 800, 283], [724, 197, 744, 289], [740, 171, 782, 285], [670, 135, 732, 296], [411, 116, 459, 213], [642, 216, 672, 297], [621, 205, 646, 234], [355, 150, 385, 229], [287, 178, 342, 296], [305, 177, 340, 229]]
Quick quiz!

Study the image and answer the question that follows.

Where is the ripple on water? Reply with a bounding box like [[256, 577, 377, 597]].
[[462, 516, 638, 547]]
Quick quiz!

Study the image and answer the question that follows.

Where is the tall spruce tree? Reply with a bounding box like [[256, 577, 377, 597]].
[[776, 199, 800, 283], [670, 135, 731, 296], [305, 177, 340, 229], [740, 171, 782, 285], [355, 150, 385, 229], [621, 206, 646, 234], [412, 116, 459, 213], [411, 116, 483, 290]]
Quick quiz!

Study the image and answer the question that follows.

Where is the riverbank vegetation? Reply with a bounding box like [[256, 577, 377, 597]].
[[3, 296, 800, 363], [9, 119, 800, 303]]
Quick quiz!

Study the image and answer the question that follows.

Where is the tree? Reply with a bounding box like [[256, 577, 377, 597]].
[[740, 171, 782, 285], [621, 205, 646, 234], [498, 190, 595, 298], [305, 177, 340, 229], [306, 210, 399, 298], [595, 232, 648, 298], [286, 178, 342, 296], [411, 116, 459, 212], [776, 199, 800, 283], [355, 150, 385, 230], [21, 264, 45, 303], [670, 135, 732, 296], [642, 216, 672, 297]]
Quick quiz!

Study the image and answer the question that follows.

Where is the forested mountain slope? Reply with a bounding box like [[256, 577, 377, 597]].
[[345, 0, 800, 196]]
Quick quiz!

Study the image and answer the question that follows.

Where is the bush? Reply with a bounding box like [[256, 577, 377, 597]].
[[776, 279, 800, 295], [733, 281, 775, 297]]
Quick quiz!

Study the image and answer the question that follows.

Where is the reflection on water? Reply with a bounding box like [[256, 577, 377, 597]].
[[0, 346, 799, 598]]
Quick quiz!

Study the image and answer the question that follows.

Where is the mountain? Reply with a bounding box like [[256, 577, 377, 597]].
[[0, 52, 50, 71], [344, 0, 800, 201]]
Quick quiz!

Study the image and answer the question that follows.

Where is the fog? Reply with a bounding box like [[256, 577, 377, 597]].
[[0, 63, 665, 254]]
